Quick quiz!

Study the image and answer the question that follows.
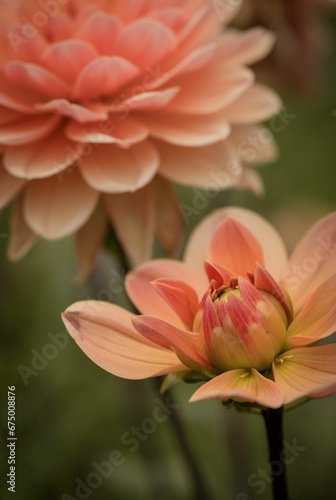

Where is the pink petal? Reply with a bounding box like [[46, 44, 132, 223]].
[[46, 13, 73, 42], [74, 11, 123, 55], [66, 116, 148, 145], [125, 259, 208, 325], [282, 212, 336, 311], [0, 114, 60, 146], [285, 274, 336, 349], [221, 84, 282, 124], [74, 202, 108, 282], [0, 162, 25, 210], [167, 65, 254, 114], [7, 197, 37, 261], [185, 207, 288, 281], [228, 125, 278, 165], [41, 40, 98, 84], [62, 302, 184, 380], [23, 169, 99, 239], [190, 368, 283, 409], [132, 315, 212, 371], [72, 56, 139, 101], [4, 129, 81, 179], [156, 139, 242, 189], [209, 218, 264, 277], [151, 278, 199, 330], [36, 99, 108, 123], [115, 19, 177, 69], [308, 383, 336, 399], [153, 176, 184, 258], [236, 167, 264, 196], [273, 345, 336, 405], [80, 140, 158, 193], [4, 61, 71, 99], [104, 184, 155, 266], [218, 27, 276, 65], [138, 111, 230, 146]]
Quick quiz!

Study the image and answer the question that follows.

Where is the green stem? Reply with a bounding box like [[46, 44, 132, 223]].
[[262, 407, 289, 500]]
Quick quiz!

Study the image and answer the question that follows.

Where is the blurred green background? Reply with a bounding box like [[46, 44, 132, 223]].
[[1, 10, 336, 500]]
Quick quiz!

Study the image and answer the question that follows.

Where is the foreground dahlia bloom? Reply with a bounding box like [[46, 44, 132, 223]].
[[0, 0, 281, 273], [62, 208, 336, 408]]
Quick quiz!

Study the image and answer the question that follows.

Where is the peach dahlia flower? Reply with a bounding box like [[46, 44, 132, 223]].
[[62, 208, 336, 409], [0, 0, 281, 273]]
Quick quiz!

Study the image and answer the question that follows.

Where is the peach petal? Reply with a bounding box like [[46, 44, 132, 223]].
[[109, 87, 180, 112], [273, 345, 336, 405], [23, 170, 99, 239], [156, 139, 241, 189], [72, 56, 139, 101], [74, 11, 123, 54], [80, 141, 158, 193], [285, 274, 336, 348], [0, 114, 60, 146], [62, 302, 184, 380], [4, 129, 81, 179], [125, 259, 208, 324], [190, 368, 283, 409], [218, 27, 276, 66], [153, 176, 184, 258], [7, 198, 37, 261], [228, 125, 278, 165], [138, 111, 230, 146], [0, 69, 44, 112], [104, 183, 155, 266], [41, 40, 98, 84], [66, 116, 148, 145], [185, 207, 288, 281], [167, 65, 254, 114], [132, 316, 212, 370], [36, 99, 108, 123], [221, 83, 282, 124], [282, 212, 336, 311], [151, 278, 199, 330], [0, 161, 25, 210], [209, 218, 264, 277], [4, 61, 71, 99], [115, 19, 177, 68], [237, 167, 264, 196], [74, 202, 108, 282]]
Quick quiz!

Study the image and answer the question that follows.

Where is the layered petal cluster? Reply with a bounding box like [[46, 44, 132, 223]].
[[0, 0, 281, 274], [63, 207, 336, 409]]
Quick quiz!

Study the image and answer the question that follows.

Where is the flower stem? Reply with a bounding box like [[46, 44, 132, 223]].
[[153, 379, 210, 500], [261, 407, 289, 500]]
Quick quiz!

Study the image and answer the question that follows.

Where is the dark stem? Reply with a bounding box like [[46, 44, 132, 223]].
[[153, 379, 210, 500], [262, 407, 289, 500]]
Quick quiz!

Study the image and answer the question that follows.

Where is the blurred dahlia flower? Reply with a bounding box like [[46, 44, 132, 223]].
[[0, 0, 281, 275], [63, 208, 336, 409]]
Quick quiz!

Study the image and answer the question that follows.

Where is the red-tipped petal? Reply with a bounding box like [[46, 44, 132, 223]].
[[151, 278, 199, 330], [190, 368, 283, 409], [273, 345, 336, 405], [62, 302, 184, 380]]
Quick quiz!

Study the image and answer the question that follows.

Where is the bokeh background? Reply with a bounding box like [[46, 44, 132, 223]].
[[1, 3, 336, 500]]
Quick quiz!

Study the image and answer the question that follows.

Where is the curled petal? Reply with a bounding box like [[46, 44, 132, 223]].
[[0, 114, 60, 146], [218, 27, 276, 65], [0, 161, 25, 210], [62, 302, 184, 380], [7, 198, 37, 261], [190, 368, 283, 409], [273, 345, 336, 405]]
